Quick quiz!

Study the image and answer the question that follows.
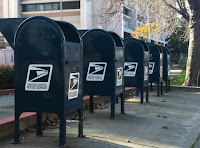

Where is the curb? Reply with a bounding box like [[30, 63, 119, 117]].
[[152, 85, 200, 92], [0, 89, 14, 96], [170, 86, 200, 92]]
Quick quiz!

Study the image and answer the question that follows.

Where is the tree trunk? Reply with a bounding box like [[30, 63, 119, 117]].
[[184, 0, 200, 86]]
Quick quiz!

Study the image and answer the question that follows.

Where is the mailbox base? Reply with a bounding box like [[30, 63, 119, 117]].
[[146, 86, 149, 102], [116, 95, 119, 104], [168, 80, 171, 91], [157, 82, 160, 97], [161, 82, 163, 95], [36, 113, 43, 136], [89, 96, 94, 113], [13, 112, 21, 145], [88, 93, 125, 119]]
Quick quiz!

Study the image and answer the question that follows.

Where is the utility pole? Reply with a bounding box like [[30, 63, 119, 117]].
[[60, 0, 63, 20]]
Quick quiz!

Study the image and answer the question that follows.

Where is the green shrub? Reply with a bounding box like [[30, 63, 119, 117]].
[[0, 65, 14, 90], [177, 56, 187, 71]]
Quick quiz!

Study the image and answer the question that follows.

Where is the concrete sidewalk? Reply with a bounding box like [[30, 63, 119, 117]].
[[0, 95, 14, 120], [0, 68, 182, 123], [0, 91, 200, 148]]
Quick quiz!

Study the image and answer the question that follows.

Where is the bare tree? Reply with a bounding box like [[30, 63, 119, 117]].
[[101, 0, 200, 86]]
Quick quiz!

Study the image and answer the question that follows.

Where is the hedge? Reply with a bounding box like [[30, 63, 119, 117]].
[[0, 65, 14, 90]]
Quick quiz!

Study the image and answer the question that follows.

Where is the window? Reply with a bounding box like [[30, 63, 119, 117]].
[[36, 4, 44, 11], [44, 4, 52, 11], [123, 7, 129, 16], [62, 1, 80, 9], [53, 3, 60, 10], [22, 1, 80, 12], [22, 4, 35, 12]]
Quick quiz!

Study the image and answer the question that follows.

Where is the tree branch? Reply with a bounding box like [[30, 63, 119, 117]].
[[162, 0, 189, 22]]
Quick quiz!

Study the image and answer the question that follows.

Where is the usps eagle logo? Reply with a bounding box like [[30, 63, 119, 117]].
[[25, 64, 53, 91], [86, 62, 107, 81]]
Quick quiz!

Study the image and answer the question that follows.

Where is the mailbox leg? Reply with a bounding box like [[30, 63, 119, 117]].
[[36, 112, 43, 136], [146, 86, 149, 102], [161, 82, 163, 95], [12, 112, 21, 144], [166, 80, 168, 93], [89, 95, 94, 113], [78, 108, 84, 138], [116, 95, 119, 104], [157, 82, 160, 97], [59, 114, 66, 147], [120, 93, 125, 114], [150, 83, 153, 91], [136, 88, 139, 96], [140, 87, 144, 105], [111, 96, 116, 119], [168, 80, 170, 91]]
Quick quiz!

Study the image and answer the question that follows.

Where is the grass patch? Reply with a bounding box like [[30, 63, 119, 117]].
[[191, 134, 200, 148], [170, 72, 185, 86]]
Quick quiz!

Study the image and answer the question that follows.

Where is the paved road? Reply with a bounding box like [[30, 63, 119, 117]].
[[0, 95, 14, 120], [1, 91, 200, 148]]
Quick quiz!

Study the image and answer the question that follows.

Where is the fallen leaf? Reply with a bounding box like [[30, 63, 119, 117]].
[[162, 126, 168, 129], [125, 140, 131, 143]]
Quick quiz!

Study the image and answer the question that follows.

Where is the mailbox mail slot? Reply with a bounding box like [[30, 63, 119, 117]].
[[0, 16, 84, 147], [81, 29, 125, 119], [123, 38, 149, 104]]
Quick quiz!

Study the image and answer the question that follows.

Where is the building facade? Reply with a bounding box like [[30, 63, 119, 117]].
[[0, 0, 166, 55]]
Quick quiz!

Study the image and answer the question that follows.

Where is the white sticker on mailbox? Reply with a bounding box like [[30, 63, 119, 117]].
[[124, 62, 138, 77], [68, 73, 80, 100], [86, 62, 107, 81], [117, 67, 123, 86], [149, 62, 155, 75], [144, 66, 149, 80], [25, 64, 53, 91]]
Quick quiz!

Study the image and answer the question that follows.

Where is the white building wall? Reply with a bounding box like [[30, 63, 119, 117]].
[[80, 0, 92, 29], [3, 0, 20, 18]]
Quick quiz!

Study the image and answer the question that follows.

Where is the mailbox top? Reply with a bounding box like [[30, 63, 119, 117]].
[[157, 45, 163, 53], [123, 38, 144, 57], [108, 31, 123, 47], [81, 29, 117, 62], [146, 43, 161, 60], [56, 21, 81, 43], [163, 47, 170, 55], [15, 16, 82, 63], [79, 30, 88, 36], [139, 40, 149, 52], [0, 18, 26, 49]]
